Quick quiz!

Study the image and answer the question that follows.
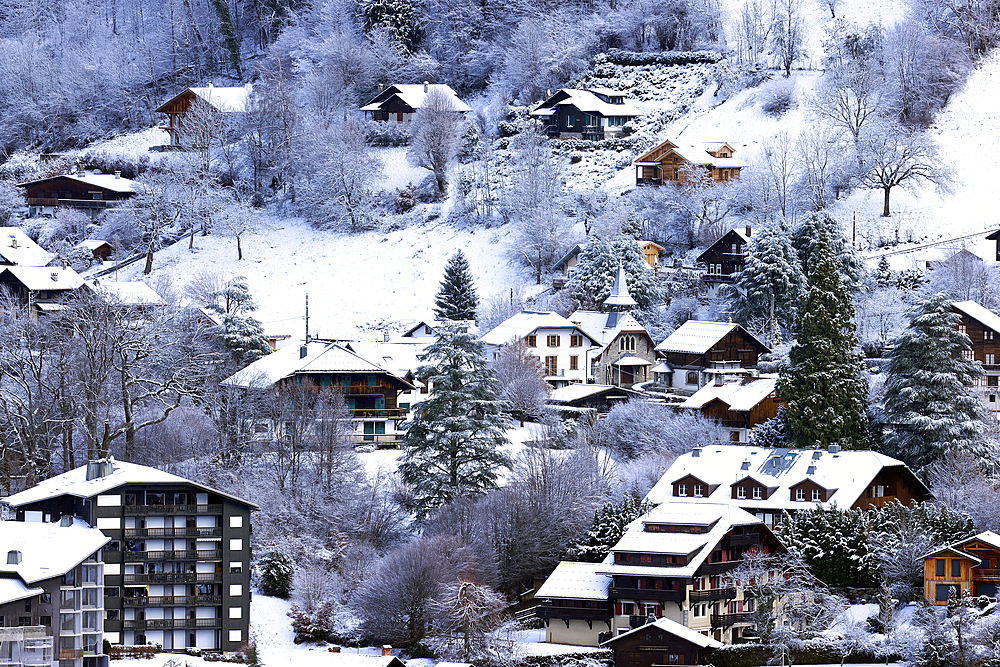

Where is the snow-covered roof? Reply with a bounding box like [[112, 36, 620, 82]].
[[952, 301, 1000, 334], [552, 240, 659, 272], [598, 502, 764, 579], [0, 578, 44, 606], [77, 239, 113, 251], [188, 85, 251, 112], [656, 320, 767, 355], [1, 266, 84, 291], [603, 264, 637, 309], [680, 376, 779, 412], [548, 383, 638, 404], [346, 341, 428, 378], [0, 518, 109, 585], [644, 445, 927, 512], [480, 311, 598, 347], [602, 616, 723, 649], [221, 339, 412, 389], [360, 84, 472, 113], [0, 228, 55, 267], [535, 561, 611, 600], [613, 355, 652, 366], [91, 281, 165, 306], [529, 89, 641, 118], [651, 362, 672, 374], [919, 545, 981, 562], [635, 139, 746, 169], [567, 311, 648, 351], [19, 172, 136, 194], [3, 459, 259, 510]]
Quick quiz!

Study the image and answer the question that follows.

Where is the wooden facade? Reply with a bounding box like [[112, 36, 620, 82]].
[[950, 302, 1000, 412], [21, 175, 133, 211], [606, 623, 718, 667], [530, 89, 638, 140], [697, 228, 750, 287], [635, 140, 743, 186], [923, 534, 1000, 605], [849, 466, 929, 510], [698, 391, 782, 432], [659, 330, 766, 370]]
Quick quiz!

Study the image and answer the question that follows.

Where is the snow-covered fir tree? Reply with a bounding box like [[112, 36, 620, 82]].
[[882, 293, 989, 470], [778, 227, 870, 449], [777, 506, 878, 588], [434, 250, 479, 322], [727, 222, 805, 345], [574, 493, 650, 563], [209, 277, 271, 365], [749, 406, 789, 448], [566, 235, 663, 311], [792, 211, 865, 294], [398, 323, 510, 521]]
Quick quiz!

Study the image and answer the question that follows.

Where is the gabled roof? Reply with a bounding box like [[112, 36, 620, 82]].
[[644, 445, 930, 512], [0, 518, 109, 585], [535, 560, 612, 600], [680, 376, 779, 412], [552, 240, 659, 272], [155, 85, 252, 113], [696, 228, 752, 263], [345, 341, 428, 379], [920, 545, 981, 562], [1, 266, 85, 291], [221, 339, 414, 389], [547, 383, 640, 405], [18, 171, 136, 194], [603, 264, 637, 309], [90, 281, 165, 306], [952, 301, 1000, 334], [602, 616, 722, 649], [655, 320, 769, 355], [77, 239, 113, 251], [0, 228, 55, 266], [529, 89, 640, 118], [360, 84, 472, 113], [0, 578, 44, 606], [4, 459, 260, 510], [568, 311, 650, 352], [479, 311, 598, 346], [634, 138, 746, 169]]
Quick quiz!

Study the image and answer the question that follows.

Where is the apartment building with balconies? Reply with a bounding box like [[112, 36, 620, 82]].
[[3, 459, 256, 654], [0, 517, 110, 667]]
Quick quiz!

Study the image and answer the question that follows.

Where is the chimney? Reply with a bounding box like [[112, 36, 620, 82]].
[[382, 646, 392, 657], [745, 225, 751, 237], [378, 83, 384, 92], [77, 162, 85, 177], [10, 234, 17, 249], [6, 550, 21, 565], [50, 271, 59, 282], [115, 171, 121, 179], [692, 448, 701, 458], [86, 459, 115, 481], [60, 515, 73, 527], [828, 444, 841, 454], [300, 345, 308, 359], [423, 81, 428, 93]]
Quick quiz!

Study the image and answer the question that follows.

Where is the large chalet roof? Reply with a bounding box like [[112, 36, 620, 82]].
[[221, 339, 414, 389], [602, 616, 723, 649], [696, 228, 752, 264], [655, 320, 768, 355], [360, 84, 472, 113], [90, 280, 165, 306], [345, 341, 428, 378], [928, 530, 1000, 560], [0, 228, 55, 266], [0, 518, 109, 585], [18, 171, 136, 194], [547, 383, 640, 405], [480, 311, 598, 346], [597, 502, 765, 579], [952, 300, 1000, 334], [535, 560, 612, 600], [681, 375, 779, 412], [155, 85, 252, 113], [644, 445, 929, 511], [635, 139, 746, 169], [1, 265, 84, 291], [4, 459, 259, 510], [529, 89, 640, 118]]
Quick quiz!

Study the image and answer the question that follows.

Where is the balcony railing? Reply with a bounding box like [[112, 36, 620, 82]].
[[690, 587, 737, 603], [346, 433, 404, 445], [609, 587, 684, 602], [348, 408, 406, 418], [124, 504, 222, 516], [124, 550, 222, 562], [535, 606, 611, 621], [729, 533, 760, 548], [123, 618, 221, 630], [123, 573, 222, 584], [712, 612, 754, 628], [124, 595, 222, 607], [125, 527, 222, 538], [976, 568, 1000, 580], [701, 560, 741, 575], [59, 649, 84, 660], [701, 273, 737, 283], [27, 198, 119, 209]]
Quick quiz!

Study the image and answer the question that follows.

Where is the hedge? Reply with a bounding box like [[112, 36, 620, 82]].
[[710, 643, 902, 667], [599, 49, 723, 67]]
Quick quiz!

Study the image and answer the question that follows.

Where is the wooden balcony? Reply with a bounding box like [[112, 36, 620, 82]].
[[349, 408, 406, 418], [701, 560, 741, 575], [59, 649, 84, 660], [636, 177, 666, 186], [346, 433, 404, 445], [729, 533, 760, 548], [125, 527, 222, 538], [712, 612, 753, 628], [343, 386, 389, 396], [124, 504, 222, 516], [975, 568, 1000, 580], [701, 273, 737, 284], [690, 587, 737, 603], [123, 618, 221, 630], [27, 198, 117, 209], [124, 595, 222, 607], [124, 572, 222, 584], [609, 587, 684, 602], [535, 606, 611, 621], [124, 550, 222, 562]]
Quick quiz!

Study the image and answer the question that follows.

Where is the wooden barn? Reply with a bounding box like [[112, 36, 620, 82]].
[[155, 84, 251, 148]]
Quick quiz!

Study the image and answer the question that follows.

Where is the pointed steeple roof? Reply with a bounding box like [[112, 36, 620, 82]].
[[602, 263, 637, 311]]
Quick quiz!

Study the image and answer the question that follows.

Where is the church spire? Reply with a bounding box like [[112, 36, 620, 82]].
[[602, 263, 637, 312]]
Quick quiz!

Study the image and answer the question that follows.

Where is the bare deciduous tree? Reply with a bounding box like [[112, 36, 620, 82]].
[[409, 86, 464, 195], [857, 120, 945, 217]]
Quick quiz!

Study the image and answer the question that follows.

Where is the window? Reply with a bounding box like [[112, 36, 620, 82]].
[[230, 562, 243, 574], [677, 484, 688, 497], [959, 324, 967, 334], [17, 617, 30, 627], [694, 484, 704, 497], [872, 485, 885, 498], [752, 487, 762, 500], [936, 559, 946, 576], [964, 350, 975, 360], [811, 488, 822, 501], [669, 656, 680, 665], [547, 335, 560, 347], [570, 335, 583, 347], [40, 616, 51, 627], [736, 486, 746, 499], [950, 559, 962, 577], [367, 375, 377, 387], [989, 376, 998, 387], [103, 588, 118, 599], [106, 609, 120, 621], [570, 356, 579, 371], [545, 357, 558, 375], [622, 603, 635, 615], [795, 488, 805, 501], [937, 584, 958, 601], [686, 371, 699, 385], [987, 329, 995, 340], [988, 354, 996, 365], [526, 335, 537, 347], [619, 336, 636, 352]]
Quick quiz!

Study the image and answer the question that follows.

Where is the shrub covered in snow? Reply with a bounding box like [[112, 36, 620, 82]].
[[601, 49, 723, 66], [258, 550, 294, 598]]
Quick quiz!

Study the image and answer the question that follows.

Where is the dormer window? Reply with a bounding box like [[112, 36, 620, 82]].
[[694, 484, 704, 497], [741, 461, 750, 470], [736, 486, 746, 499], [795, 488, 805, 501], [753, 487, 762, 499], [677, 484, 688, 497], [812, 489, 821, 501]]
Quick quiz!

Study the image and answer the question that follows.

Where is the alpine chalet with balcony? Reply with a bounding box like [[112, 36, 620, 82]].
[[530, 89, 640, 140]]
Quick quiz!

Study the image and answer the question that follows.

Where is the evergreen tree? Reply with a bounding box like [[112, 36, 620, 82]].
[[777, 506, 879, 588], [882, 293, 988, 469], [792, 211, 865, 294], [259, 550, 294, 598], [434, 251, 479, 322], [574, 494, 650, 563], [749, 406, 788, 448], [399, 323, 511, 521], [778, 227, 870, 449], [566, 235, 664, 311], [875, 256, 893, 289], [209, 277, 271, 365], [727, 222, 805, 344]]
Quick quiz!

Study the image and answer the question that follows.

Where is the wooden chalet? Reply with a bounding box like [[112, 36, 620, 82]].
[[697, 227, 751, 292], [76, 239, 115, 262], [655, 320, 769, 395], [602, 617, 722, 667], [360, 83, 471, 124], [0, 266, 85, 317], [529, 89, 640, 140], [950, 301, 1000, 414], [154, 85, 251, 148], [679, 375, 782, 443], [923, 532, 1000, 604], [19, 168, 135, 219], [635, 139, 745, 186]]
